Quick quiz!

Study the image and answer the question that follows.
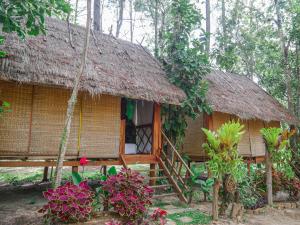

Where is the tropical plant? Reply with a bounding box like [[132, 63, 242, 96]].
[[261, 127, 295, 178], [93, 166, 118, 212], [237, 164, 263, 209], [39, 181, 94, 223], [190, 164, 214, 201], [101, 168, 154, 221], [202, 121, 245, 220], [150, 208, 168, 225], [161, 0, 211, 146]]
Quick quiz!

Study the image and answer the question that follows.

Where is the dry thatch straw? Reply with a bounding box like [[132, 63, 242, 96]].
[[205, 70, 299, 125], [0, 17, 185, 105]]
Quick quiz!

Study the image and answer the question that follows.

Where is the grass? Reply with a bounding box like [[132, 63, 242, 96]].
[[0, 168, 104, 186], [167, 210, 211, 225]]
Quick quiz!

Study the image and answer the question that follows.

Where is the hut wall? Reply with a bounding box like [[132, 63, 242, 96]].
[[182, 115, 206, 157], [182, 111, 281, 159], [0, 81, 120, 159]]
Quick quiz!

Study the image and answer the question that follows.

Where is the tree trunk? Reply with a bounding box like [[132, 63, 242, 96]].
[[53, 0, 92, 188], [205, 0, 210, 54], [74, 0, 79, 24], [154, 0, 158, 57], [266, 149, 273, 205], [212, 179, 220, 220], [221, 0, 226, 39], [116, 0, 125, 38], [129, 0, 133, 42], [93, 0, 102, 32], [274, 0, 293, 113]]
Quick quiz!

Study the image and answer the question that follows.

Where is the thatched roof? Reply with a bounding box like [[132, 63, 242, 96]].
[[205, 70, 299, 125], [0, 18, 185, 105]]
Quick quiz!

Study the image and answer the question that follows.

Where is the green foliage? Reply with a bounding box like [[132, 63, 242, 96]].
[[0, 0, 71, 39], [202, 121, 245, 181], [93, 166, 118, 211], [0, 0, 71, 57], [237, 164, 262, 209], [261, 127, 295, 179], [71, 171, 83, 185], [190, 164, 214, 199], [161, 0, 211, 145], [167, 210, 211, 225]]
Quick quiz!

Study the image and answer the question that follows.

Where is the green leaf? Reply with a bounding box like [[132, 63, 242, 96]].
[[108, 166, 117, 176], [71, 171, 82, 185], [0, 51, 8, 58], [2, 101, 10, 107], [0, 36, 5, 45]]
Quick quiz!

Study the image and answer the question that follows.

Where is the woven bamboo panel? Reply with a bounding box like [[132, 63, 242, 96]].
[[0, 81, 32, 157], [227, 114, 251, 156], [29, 86, 79, 158], [80, 94, 120, 158], [236, 119, 251, 156], [212, 112, 231, 131], [249, 120, 266, 157], [182, 114, 205, 157]]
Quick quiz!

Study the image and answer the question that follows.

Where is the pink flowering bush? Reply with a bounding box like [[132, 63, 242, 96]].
[[39, 181, 94, 223], [101, 168, 154, 220], [150, 208, 168, 225]]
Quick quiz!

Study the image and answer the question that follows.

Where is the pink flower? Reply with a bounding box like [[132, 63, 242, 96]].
[[79, 157, 88, 166]]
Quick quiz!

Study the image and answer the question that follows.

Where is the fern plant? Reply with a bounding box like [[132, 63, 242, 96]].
[[261, 128, 294, 179], [202, 121, 245, 181], [202, 121, 245, 220]]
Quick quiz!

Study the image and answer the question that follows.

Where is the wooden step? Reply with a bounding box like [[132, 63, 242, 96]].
[[134, 168, 164, 173], [148, 176, 167, 180], [151, 184, 172, 189], [153, 192, 178, 199]]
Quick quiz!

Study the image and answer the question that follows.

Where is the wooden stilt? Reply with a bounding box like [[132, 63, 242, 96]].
[[266, 150, 273, 205], [42, 167, 49, 182], [149, 163, 156, 186], [103, 165, 107, 176], [247, 160, 251, 175], [72, 166, 79, 173]]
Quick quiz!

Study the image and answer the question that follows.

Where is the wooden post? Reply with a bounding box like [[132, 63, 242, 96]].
[[72, 166, 79, 173], [149, 164, 156, 186], [42, 167, 49, 182], [265, 150, 273, 205], [152, 103, 162, 156], [150, 103, 161, 185], [212, 179, 220, 220], [119, 119, 126, 155], [247, 160, 251, 175]]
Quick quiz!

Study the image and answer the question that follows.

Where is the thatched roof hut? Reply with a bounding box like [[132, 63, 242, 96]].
[[0, 18, 184, 161], [206, 70, 298, 125], [183, 70, 299, 161], [0, 17, 185, 105]]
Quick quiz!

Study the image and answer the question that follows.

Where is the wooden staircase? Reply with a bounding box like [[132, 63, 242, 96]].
[[120, 131, 194, 204]]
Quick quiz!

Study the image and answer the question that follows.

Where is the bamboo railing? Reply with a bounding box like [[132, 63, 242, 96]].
[[159, 131, 194, 203]]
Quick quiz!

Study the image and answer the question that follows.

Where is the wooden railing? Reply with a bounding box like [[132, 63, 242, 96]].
[[158, 131, 194, 203]]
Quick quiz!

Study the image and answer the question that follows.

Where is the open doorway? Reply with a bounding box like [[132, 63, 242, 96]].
[[121, 98, 153, 155]]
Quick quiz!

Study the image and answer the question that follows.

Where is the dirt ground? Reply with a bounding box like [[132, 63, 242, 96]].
[[0, 167, 300, 225]]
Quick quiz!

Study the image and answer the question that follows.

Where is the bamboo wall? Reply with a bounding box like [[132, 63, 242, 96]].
[[182, 116, 206, 158], [0, 81, 120, 159], [182, 112, 280, 159]]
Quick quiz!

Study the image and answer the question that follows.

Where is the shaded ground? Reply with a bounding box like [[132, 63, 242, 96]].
[[0, 167, 300, 225]]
